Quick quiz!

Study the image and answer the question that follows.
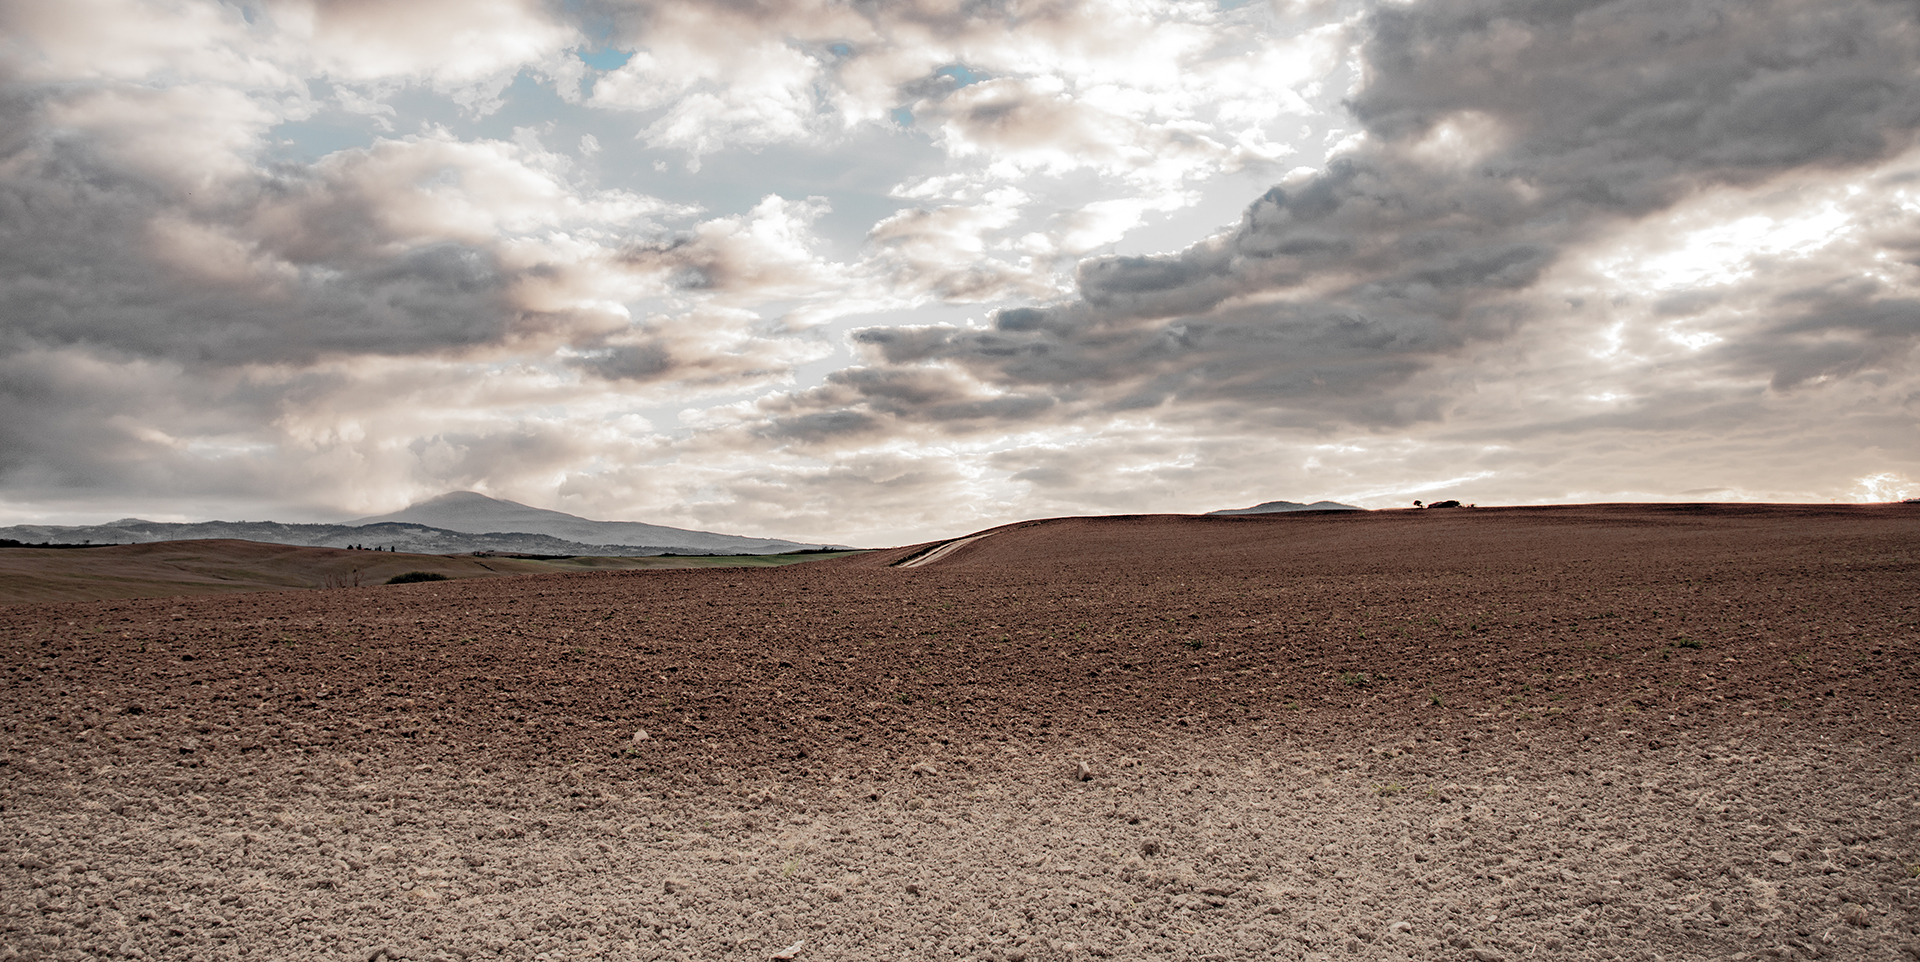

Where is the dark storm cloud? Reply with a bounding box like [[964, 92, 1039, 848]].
[[832, 147, 1554, 428], [760, 409, 883, 443], [5, 0, 1918, 530], [0, 102, 528, 368], [569, 341, 676, 381], [0, 349, 166, 486], [0, 73, 687, 510], [0, 217, 518, 366], [781, 0, 1920, 437], [0, 344, 283, 498], [855, 294, 1448, 425], [1354, 0, 1920, 170], [1718, 286, 1920, 391], [754, 365, 1058, 441]]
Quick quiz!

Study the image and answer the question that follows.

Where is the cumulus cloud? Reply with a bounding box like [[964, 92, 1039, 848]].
[[0, 0, 280, 85], [0, 0, 872, 523], [580, 0, 1331, 179], [286, 0, 575, 85], [3, 0, 1917, 544], [590, 17, 832, 156], [778, 0, 1920, 440], [862, 188, 1054, 303], [2, 114, 692, 366], [615, 195, 848, 303]]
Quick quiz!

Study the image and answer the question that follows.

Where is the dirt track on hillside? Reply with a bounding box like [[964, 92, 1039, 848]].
[[3, 505, 1918, 961]]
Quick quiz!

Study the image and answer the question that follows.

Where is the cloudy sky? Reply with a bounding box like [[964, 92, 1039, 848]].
[[2, 0, 1917, 546]]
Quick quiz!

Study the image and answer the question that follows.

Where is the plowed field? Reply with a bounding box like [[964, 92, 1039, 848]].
[[4, 504, 1917, 961]]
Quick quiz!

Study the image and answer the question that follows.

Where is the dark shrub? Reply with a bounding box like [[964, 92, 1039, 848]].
[[386, 571, 451, 585]]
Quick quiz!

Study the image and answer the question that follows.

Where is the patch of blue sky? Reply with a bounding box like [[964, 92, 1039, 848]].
[[263, 61, 948, 258], [667, 126, 945, 253], [264, 81, 381, 162], [934, 64, 985, 88], [371, 71, 660, 184], [265, 116, 382, 163], [888, 64, 982, 130], [429, 70, 597, 140], [577, 46, 634, 71]]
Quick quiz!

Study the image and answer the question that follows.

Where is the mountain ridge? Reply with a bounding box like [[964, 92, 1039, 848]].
[[1206, 499, 1363, 516], [349, 491, 831, 554], [0, 492, 844, 556]]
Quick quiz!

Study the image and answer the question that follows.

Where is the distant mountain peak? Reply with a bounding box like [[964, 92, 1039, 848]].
[[0, 491, 850, 556], [423, 490, 499, 504], [398, 490, 524, 511], [350, 491, 583, 527], [349, 491, 834, 553]]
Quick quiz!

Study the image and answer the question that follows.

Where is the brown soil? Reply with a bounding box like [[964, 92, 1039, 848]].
[[3, 504, 1918, 961]]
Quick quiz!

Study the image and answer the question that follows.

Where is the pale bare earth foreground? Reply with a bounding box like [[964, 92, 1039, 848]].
[[3, 505, 1918, 961]]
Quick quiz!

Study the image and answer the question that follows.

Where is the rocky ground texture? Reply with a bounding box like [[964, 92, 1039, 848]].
[[3, 504, 1918, 961]]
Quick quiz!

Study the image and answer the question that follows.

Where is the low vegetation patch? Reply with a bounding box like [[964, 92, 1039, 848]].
[[386, 571, 451, 585]]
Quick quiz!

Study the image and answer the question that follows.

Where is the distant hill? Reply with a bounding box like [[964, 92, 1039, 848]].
[[0, 492, 843, 557], [1206, 500, 1363, 516], [0, 539, 865, 604], [349, 491, 834, 554]]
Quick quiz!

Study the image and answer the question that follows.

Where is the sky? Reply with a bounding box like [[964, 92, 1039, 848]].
[[1, 0, 1917, 546]]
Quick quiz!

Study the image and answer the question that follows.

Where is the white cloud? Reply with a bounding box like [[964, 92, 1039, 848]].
[[44, 83, 278, 192], [250, 130, 682, 255], [5, 0, 1919, 544], [864, 190, 1049, 303], [600, 41, 825, 156], [1855, 472, 1918, 502], [1595, 200, 1857, 294], [1050, 193, 1196, 255], [333, 83, 398, 130], [0, 0, 282, 85], [279, 0, 575, 85]]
